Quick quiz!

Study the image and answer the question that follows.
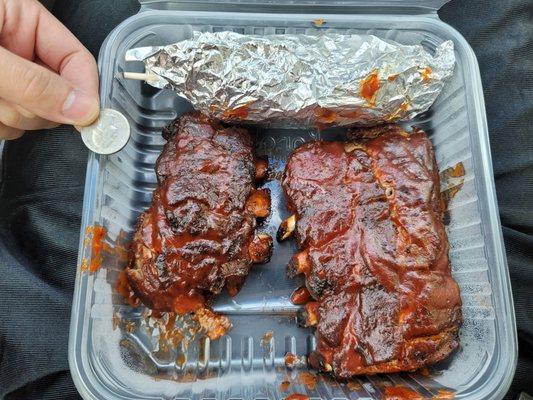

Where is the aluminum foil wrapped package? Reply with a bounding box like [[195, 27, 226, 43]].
[[126, 31, 455, 127]]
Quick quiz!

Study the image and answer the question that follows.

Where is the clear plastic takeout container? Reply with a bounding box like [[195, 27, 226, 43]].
[[69, 1, 517, 399]]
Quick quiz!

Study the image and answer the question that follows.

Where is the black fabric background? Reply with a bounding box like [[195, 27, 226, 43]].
[[0, 1, 531, 399]]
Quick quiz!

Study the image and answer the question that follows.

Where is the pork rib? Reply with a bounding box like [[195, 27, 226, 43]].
[[281, 124, 462, 377], [126, 112, 272, 339]]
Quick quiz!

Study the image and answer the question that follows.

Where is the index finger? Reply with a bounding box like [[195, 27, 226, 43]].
[[33, 2, 99, 97]]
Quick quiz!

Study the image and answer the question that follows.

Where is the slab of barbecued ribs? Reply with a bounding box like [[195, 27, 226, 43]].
[[127, 112, 272, 339], [279, 124, 462, 377]]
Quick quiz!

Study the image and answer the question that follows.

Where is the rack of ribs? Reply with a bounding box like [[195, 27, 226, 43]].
[[126, 112, 272, 340], [279, 124, 462, 377]]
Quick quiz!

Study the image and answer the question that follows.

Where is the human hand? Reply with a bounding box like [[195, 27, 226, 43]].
[[0, 0, 99, 140]]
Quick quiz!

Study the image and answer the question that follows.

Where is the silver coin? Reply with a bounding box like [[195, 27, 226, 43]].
[[81, 109, 130, 155]]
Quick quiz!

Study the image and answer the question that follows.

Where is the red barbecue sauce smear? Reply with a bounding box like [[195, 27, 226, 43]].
[[223, 106, 249, 120], [298, 371, 317, 390], [440, 161, 466, 210], [172, 291, 205, 314], [347, 381, 362, 391], [279, 380, 291, 392], [116, 271, 139, 307], [360, 70, 380, 105], [450, 162, 465, 177], [286, 394, 310, 400], [284, 352, 298, 367], [315, 107, 337, 123], [421, 67, 432, 83], [381, 386, 425, 400], [83, 225, 107, 272], [434, 390, 455, 399]]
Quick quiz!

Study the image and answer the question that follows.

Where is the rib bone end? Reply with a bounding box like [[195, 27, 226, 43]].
[[287, 250, 311, 277], [297, 301, 319, 327], [246, 189, 271, 218], [254, 156, 269, 181], [276, 214, 296, 242], [249, 233, 273, 264]]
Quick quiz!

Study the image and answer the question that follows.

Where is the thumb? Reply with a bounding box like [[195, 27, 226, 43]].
[[0, 47, 99, 126]]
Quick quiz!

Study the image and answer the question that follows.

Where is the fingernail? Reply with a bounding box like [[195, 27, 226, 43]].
[[62, 90, 99, 125]]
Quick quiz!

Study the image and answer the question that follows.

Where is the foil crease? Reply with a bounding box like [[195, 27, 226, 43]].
[[126, 31, 455, 127]]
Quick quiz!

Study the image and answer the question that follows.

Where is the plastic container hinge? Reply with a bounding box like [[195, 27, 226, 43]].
[[138, 0, 450, 15]]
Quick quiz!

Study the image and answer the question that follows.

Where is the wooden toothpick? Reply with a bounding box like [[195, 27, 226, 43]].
[[123, 72, 159, 82]]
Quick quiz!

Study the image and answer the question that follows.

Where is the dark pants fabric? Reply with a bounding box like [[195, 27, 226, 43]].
[[0, 1, 531, 399]]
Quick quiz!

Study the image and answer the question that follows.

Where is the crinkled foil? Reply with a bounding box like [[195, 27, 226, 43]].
[[126, 31, 455, 127]]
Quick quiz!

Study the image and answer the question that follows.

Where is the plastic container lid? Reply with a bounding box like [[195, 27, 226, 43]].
[[139, 0, 450, 9], [139, 0, 451, 14]]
